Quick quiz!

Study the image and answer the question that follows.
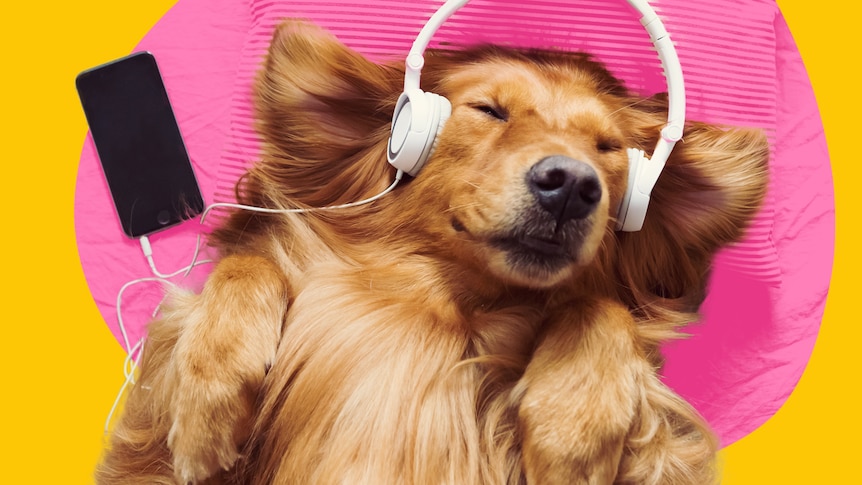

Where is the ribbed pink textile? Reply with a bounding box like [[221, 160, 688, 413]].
[[75, 0, 833, 446]]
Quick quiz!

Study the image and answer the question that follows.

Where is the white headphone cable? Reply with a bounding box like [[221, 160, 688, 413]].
[[199, 168, 404, 222], [105, 168, 404, 435]]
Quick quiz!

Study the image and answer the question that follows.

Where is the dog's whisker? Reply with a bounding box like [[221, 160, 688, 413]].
[[606, 96, 651, 119], [444, 202, 482, 213]]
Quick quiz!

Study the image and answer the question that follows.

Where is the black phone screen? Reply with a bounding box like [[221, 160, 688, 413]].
[[76, 52, 204, 238]]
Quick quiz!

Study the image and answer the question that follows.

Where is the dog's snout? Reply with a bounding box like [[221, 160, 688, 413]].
[[527, 156, 602, 223]]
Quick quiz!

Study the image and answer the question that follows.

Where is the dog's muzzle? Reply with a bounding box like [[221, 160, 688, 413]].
[[485, 155, 603, 279]]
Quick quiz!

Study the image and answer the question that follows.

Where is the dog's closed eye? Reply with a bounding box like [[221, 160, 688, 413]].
[[471, 103, 509, 122], [595, 138, 622, 153]]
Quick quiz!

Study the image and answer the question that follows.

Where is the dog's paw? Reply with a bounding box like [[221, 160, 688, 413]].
[[167, 385, 246, 484], [171, 447, 237, 485]]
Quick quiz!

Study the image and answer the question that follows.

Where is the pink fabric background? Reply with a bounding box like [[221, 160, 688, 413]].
[[74, 0, 833, 446]]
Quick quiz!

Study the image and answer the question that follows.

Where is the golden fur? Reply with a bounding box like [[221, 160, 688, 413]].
[[95, 20, 769, 484]]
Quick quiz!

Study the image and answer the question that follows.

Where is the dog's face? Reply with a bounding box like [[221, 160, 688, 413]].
[[412, 55, 634, 288], [248, 21, 769, 298]]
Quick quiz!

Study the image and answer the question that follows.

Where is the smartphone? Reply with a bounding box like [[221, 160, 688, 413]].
[[76, 51, 204, 238]]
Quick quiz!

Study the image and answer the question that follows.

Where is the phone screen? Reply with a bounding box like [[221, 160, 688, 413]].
[[76, 52, 204, 238]]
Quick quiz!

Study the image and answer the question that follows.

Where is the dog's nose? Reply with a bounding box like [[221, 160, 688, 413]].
[[527, 156, 602, 223]]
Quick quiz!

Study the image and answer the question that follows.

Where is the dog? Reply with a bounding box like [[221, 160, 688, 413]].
[[95, 20, 769, 484]]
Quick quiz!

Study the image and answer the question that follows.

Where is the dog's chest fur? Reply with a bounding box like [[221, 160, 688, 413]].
[[243, 249, 546, 483]]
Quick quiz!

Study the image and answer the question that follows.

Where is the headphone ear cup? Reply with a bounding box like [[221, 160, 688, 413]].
[[615, 148, 649, 232], [421, 93, 451, 167], [387, 89, 451, 176]]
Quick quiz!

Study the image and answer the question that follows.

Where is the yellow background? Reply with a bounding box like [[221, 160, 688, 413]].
[[0, 0, 853, 482]]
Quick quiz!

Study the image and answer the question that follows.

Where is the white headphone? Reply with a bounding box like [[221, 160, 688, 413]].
[[386, 0, 686, 232]]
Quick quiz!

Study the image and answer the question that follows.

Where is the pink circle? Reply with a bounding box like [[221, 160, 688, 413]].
[[75, 0, 834, 446]]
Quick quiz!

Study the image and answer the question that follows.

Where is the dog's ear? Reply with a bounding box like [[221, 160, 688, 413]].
[[642, 121, 769, 247], [615, 100, 770, 312], [252, 20, 403, 206]]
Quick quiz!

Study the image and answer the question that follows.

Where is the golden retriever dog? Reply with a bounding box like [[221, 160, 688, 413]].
[[95, 20, 769, 485]]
